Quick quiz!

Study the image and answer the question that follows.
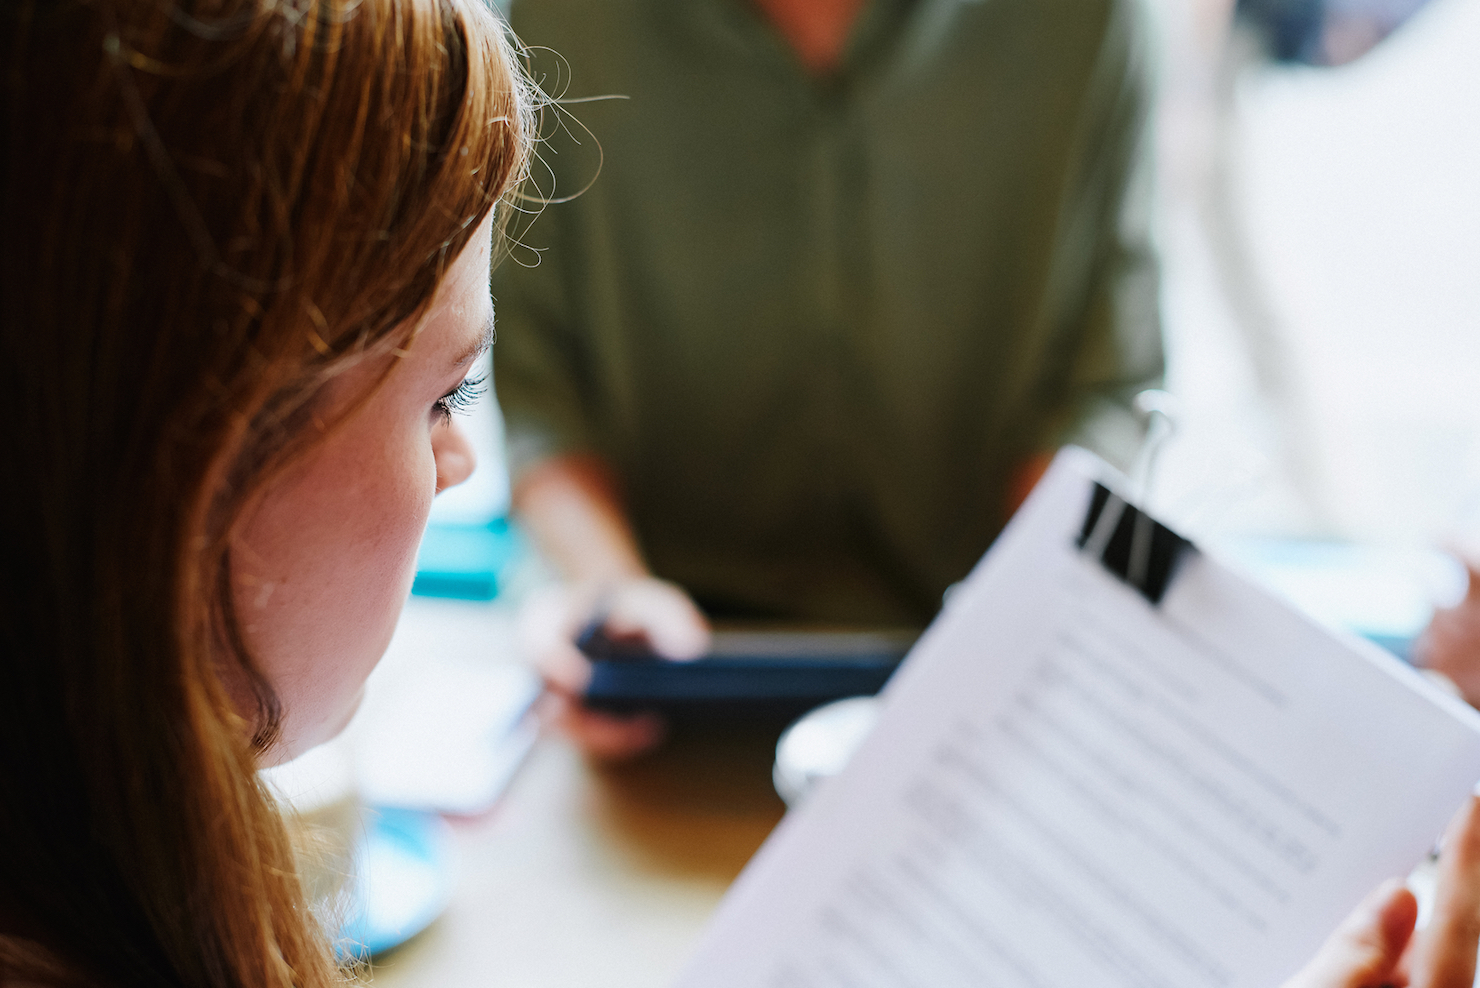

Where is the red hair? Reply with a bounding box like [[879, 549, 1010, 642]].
[[0, 0, 531, 982]]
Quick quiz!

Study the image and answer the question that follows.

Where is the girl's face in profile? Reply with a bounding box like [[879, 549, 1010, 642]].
[[230, 216, 497, 762]]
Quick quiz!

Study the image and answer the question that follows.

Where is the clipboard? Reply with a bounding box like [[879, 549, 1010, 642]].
[[673, 447, 1480, 988]]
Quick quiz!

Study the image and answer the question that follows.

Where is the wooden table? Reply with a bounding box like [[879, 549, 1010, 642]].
[[362, 599, 788, 988]]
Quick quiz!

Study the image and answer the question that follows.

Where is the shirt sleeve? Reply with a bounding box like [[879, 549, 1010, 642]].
[[1035, 0, 1165, 473]]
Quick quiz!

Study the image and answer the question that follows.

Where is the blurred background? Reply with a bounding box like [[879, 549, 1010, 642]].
[[318, 2, 1480, 977], [1146, 0, 1480, 552], [439, 0, 1480, 559]]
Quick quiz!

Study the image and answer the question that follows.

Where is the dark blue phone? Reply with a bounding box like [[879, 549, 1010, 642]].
[[578, 625, 918, 720]]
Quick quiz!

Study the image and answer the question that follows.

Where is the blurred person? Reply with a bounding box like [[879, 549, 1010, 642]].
[[494, 0, 1166, 756]]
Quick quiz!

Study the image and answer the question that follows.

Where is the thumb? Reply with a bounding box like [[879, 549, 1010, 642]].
[[1285, 879, 1418, 988], [606, 579, 711, 660]]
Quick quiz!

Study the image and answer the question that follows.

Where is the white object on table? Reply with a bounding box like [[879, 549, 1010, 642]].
[[773, 697, 881, 808], [350, 597, 541, 816]]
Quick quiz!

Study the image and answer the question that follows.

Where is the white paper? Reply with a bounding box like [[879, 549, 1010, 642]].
[[352, 659, 539, 815], [676, 448, 1480, 988], [350, 601, 541, 816]]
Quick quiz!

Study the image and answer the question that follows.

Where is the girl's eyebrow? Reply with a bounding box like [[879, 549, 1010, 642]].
[[449, 309, 497, 369]]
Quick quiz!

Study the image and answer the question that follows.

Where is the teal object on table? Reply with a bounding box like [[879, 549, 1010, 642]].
[[412, 517, 523, 601], [337, 807, 455, 961]]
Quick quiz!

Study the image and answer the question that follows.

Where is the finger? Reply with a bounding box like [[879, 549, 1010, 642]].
[[539, 638, 594, 695], [519, 583, 607, 692], [1285, 878, 1417, 988], [518, 583, 590, 654], [1407, 793, 1480, 988], [606, 580, 711, 660], [1417, 610, 1471, 666], [543, 693, 666, 761]]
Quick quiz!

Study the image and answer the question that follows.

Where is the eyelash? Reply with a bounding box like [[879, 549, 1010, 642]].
[[434, 372, 487, 423]]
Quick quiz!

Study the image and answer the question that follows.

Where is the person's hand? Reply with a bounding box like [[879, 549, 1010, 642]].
[[1416, 563, 1480, 709], [1283, 792, 1480, 988], [519, 577, 711, 761]]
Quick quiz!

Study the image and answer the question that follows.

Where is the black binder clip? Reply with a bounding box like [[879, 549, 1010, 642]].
[[1076, 484, 1192, 605], [1076, 390, 1193, 605]]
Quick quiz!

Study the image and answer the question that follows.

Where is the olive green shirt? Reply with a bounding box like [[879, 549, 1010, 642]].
[[494, 0, 1163, 624]]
